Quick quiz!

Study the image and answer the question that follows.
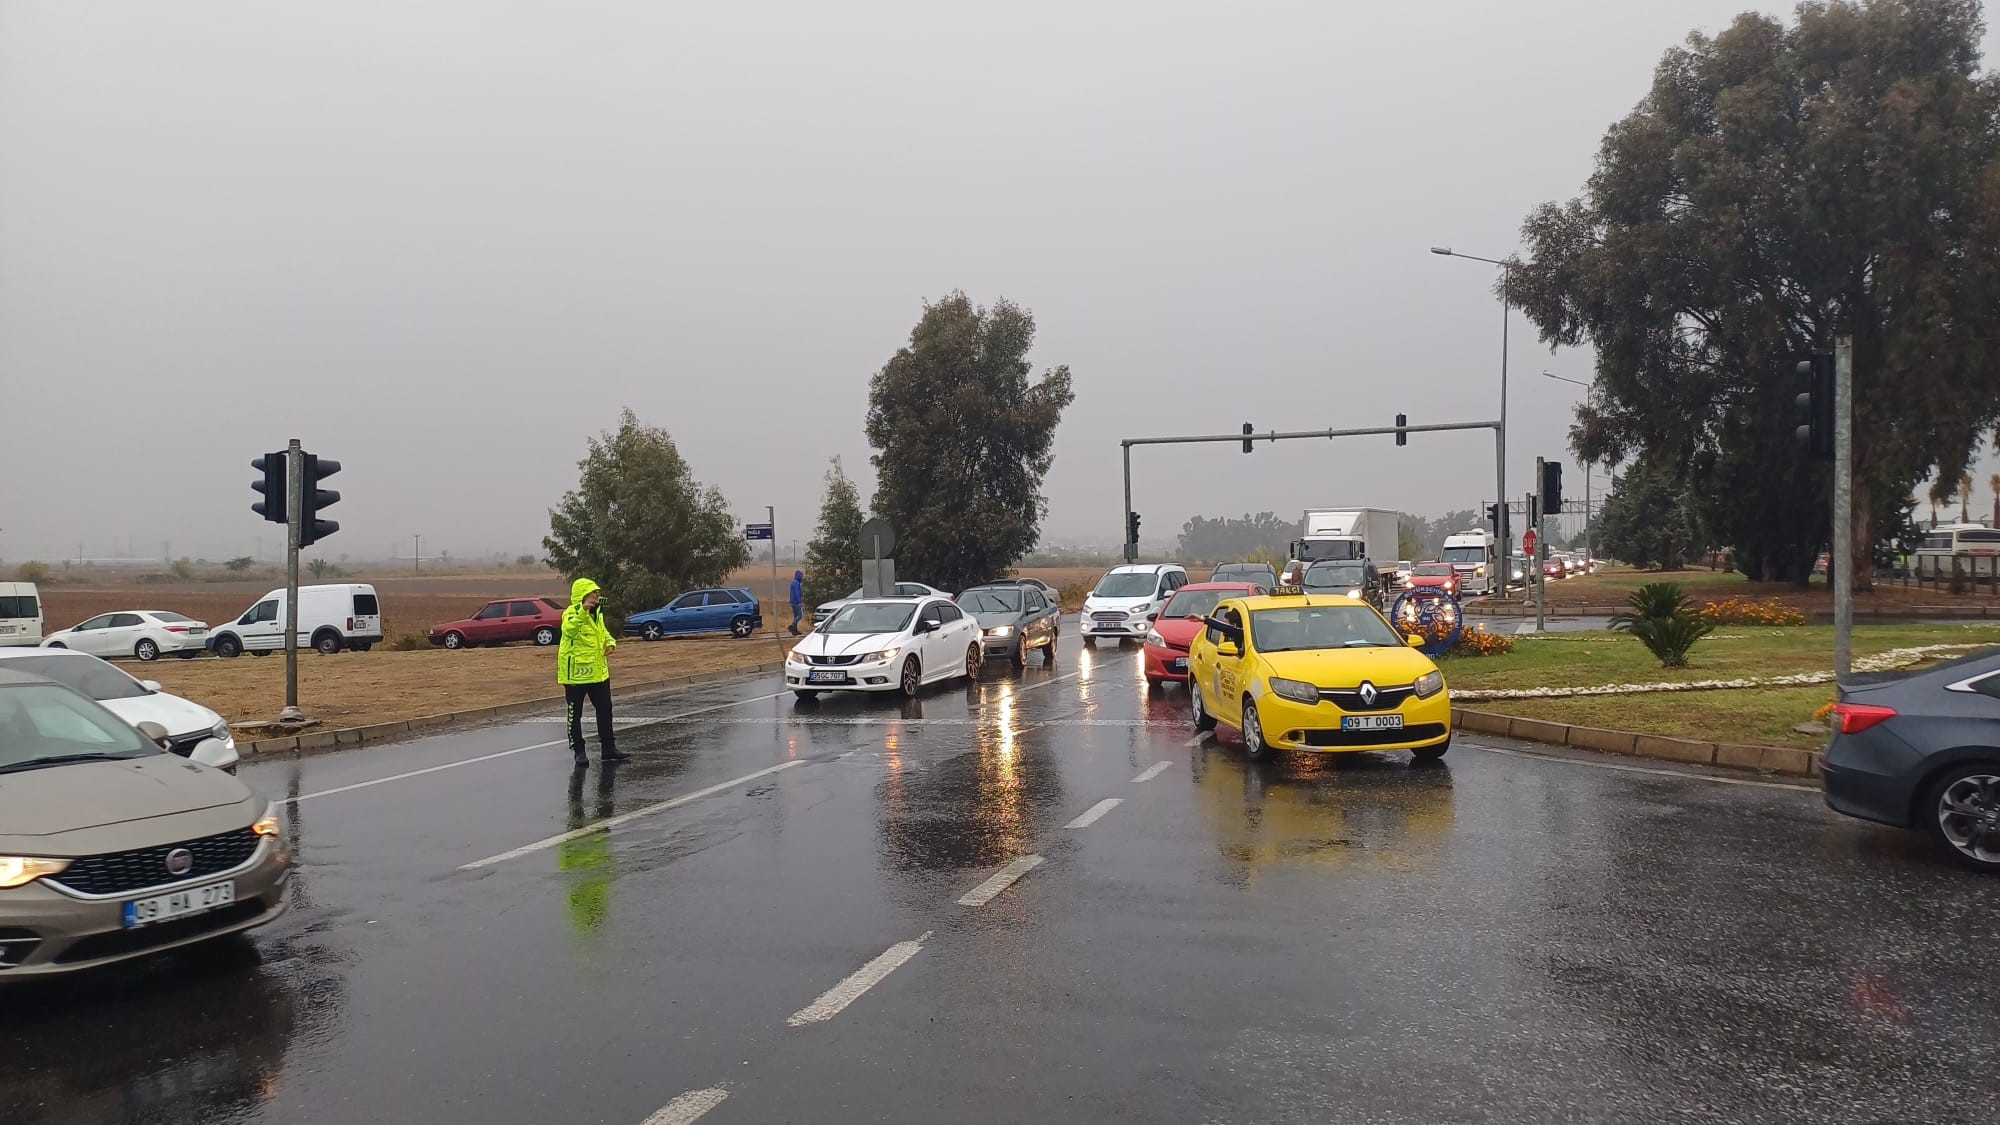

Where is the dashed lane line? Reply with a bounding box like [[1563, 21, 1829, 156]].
[[1065, 797, 1123, 829], [786, 931, 932, 1027], [1131, 761, 1172, 783], [641, 1086, 731, 1125], [957, 855, 1045, 906]]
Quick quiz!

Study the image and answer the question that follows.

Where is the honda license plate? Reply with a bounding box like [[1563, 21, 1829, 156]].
[[123, 881, 235, 929], [1341, 715, 1405, 731], [807, 669, 849, 685], [1171, 658, 1187, 671]]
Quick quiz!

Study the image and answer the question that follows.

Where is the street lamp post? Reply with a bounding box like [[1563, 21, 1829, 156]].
[[1432, 246, 1514, 589]]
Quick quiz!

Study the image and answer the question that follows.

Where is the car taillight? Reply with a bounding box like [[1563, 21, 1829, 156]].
[[347, 617, 355, 631], [1831, 702, 1897, 734], [165, 625, 189, 633]]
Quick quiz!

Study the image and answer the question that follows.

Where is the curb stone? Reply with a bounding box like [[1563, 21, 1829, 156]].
[[238, 661, 783, 758], [1454, 706, 1821, 778]]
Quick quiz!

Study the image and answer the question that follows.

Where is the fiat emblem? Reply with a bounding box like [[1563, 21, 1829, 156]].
[[1358, 682, 1379, 706], [164, 848, 194, 877]]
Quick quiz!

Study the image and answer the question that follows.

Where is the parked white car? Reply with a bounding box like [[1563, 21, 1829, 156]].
[[1080, 564, 1188, 645], [786, 596, 981, 700], [44, 610, 209, 662], [811, 582, 953, 628], [0, 648, 238, 771]]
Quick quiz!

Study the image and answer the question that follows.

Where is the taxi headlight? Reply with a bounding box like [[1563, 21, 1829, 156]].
[[1413, 670, 1445, 700], [1268, 677, 1321, 705], [0, 855, 69, 889]]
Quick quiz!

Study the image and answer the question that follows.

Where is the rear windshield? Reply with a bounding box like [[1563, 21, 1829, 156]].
[[151, 611, 197, 623], [0, 596, 38, 619], [1, 654, 149, 700], [353, 594, 380, 616]]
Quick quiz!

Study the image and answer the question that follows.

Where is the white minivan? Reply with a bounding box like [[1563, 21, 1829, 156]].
[[207, 583, 384, 657], [0, 582, 42, 648], [1081, 564, 1188, 645]]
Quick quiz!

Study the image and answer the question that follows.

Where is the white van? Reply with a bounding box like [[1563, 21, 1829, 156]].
[[0, 582, 42, 648], [207, 583, 383, 657], [1081, 564, 1189, 645]]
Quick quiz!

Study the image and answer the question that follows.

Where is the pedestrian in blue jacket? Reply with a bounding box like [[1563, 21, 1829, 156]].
[[789, 570, 806, 635]]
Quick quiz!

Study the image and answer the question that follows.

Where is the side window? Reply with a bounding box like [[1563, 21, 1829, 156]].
[[703, 592, 735, 607], [671, 593, 701, 610], [1025, 591, 1046, 612], [1966, 674, 2000, 700], [474, 604, 507, 620], [1205, 607, 1240, 646], [509, 601, 541, 617], [937, 604, 962, 624], [75, 615, 111, 631], [920, 603, 946, 626], [248, 600, 279, 625], [109, 613, 143, 628]]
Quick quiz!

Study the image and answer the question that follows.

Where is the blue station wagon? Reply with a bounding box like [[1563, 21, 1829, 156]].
[[624, 588, 764, 641]]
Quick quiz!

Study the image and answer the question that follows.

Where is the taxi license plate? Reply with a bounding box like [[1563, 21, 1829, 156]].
[[1341, 715, 1405, 731], [807, 669, 849, 684], [123, 881, 235, 929]]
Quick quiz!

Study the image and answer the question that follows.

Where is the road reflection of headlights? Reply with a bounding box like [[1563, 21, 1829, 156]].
[[1269, 678, 1321, 704], [1413, 670, 1445, 699]]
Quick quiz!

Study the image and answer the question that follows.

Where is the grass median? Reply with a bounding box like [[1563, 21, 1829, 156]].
[[1443, 623, 2000, 748]]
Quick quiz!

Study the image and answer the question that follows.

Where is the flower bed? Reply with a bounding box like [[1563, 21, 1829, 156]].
[[1453, 643, 1989, 702], [1448, 625, 1515, 658], [1699, 596, 1807, 627]]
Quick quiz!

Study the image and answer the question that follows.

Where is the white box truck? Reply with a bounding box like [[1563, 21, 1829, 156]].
[[1441, 529, 1500, 595], [1288, 508, 1400, 572]]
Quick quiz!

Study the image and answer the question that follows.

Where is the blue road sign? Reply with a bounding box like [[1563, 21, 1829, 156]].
[[744, 523, 774, 541]]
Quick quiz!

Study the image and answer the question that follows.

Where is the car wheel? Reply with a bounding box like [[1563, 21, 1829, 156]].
[[1011, 640, 1027, 669], [1926, 764, 2000, 873], [135, 639, 160, 662], [443, 631, 466, 650], [213, 635, 242, 659], [1146, 677, 1164, 694], [1412, 738, 1450, 765], [45, 641, 65, 649], [642, 622, 664, 642], [533, 626, 557, 647], [1190, 679, 1216, 733], [1043, 633, 1057, 665], [1241, 700, 1271, 761], [965, 643, 982, 682], [314, 631, 343, 656], [730, 616, 754, 639], [1084, 636, 1097, 649], [900, 656, 922, 698]]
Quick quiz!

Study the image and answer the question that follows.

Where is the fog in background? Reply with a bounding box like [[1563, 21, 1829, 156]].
[[8, 2, 1994, 564]]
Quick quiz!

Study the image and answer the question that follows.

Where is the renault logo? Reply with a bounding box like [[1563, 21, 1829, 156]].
[[1358, 681, 1379, 706], [164, 848, 194, 877]]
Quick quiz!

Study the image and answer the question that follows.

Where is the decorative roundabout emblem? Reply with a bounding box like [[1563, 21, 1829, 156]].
[[1390, 587, 1464, 658]]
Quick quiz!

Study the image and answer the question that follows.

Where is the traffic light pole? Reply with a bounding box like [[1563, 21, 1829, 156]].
[[1834, 335, 1854, 681], [1122, 443, 1135, 563], [1531, 463, 1546, 634], [282, 438, 303, 723]]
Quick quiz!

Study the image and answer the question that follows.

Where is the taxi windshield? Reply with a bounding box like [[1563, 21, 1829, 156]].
[[1249, 604, 1402, 652]]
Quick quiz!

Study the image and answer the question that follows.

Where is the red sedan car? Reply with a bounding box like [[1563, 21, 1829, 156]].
[[429, 597, 566, 649], [1142, 581, 1267, 692], [1405, 562, 1460, 597]]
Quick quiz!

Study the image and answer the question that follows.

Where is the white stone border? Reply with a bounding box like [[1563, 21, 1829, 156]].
[[1454, 644, 1992, 702]]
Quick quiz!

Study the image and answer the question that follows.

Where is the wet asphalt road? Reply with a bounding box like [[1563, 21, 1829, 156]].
[[3, 632, 1997, 1125]]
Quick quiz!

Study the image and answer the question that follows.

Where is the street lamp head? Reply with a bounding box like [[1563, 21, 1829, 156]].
[[1430, 246, 1453, 256]]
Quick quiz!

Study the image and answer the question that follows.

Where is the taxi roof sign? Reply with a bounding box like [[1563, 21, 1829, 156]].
[[1271, 584, 1306, 596]]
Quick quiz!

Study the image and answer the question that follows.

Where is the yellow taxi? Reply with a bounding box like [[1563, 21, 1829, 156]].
[[1186, 588, 1451, 761]]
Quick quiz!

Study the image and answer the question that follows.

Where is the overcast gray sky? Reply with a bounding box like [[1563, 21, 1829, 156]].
[[6, 2, 1997, 564]]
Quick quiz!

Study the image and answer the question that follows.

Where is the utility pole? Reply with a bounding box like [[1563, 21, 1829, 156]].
[[282, 438, 304, 723], [1530, 483, 1546, 634], [1834, 335, 1854, 680], [770, 507, 786, 659], [414, 534, 422, 575]]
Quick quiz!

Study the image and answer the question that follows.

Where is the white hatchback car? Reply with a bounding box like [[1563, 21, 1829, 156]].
[[0, 649, 239, 771], [786, 596, 981, 700], [44, 610, 210, 662]]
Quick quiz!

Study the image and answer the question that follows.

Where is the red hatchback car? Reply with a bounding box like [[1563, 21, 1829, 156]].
[[1405, 562, 1460, 597], [1142, 581, 1267, 692], [429, 597, 566, 649]]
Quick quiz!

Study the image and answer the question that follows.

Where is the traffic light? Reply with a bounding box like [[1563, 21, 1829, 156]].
[[1395, 413, 1408, 447], [1486, 503, 1501, 534], [298, 454, 342, 547], [1127, 511, 1141, 544], [1241, 422, 1254, 453], [1541, 461, 1564, 515], [251, 452, 287, 524], [1795, 352, 1834, 460]]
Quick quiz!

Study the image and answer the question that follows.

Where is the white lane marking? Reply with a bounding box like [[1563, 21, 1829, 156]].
[[283, 691, 788, 806], [1016, 669, 1085, 694], [645, 715, 1182, 727], [957, 855, 1044, 906], [642, 1085, 730, 1125], [786, 931, 932, 1027], [1065, 797, 1123, 829], [459, 759, 804, 870], [1183, 734, 1208, 748], [1467, 742, 1819, 792], [1131, 761, 1172, 783]]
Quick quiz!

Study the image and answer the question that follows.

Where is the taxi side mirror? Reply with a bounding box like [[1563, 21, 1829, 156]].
[[1216, 640, 1240, 657], [1405, 634, 1425, 648]]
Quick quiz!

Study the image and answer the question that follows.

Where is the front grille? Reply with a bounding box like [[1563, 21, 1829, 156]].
[[56, 901, 265, 964], [0, 927, 41, 968], [50, 828, 261, 897], [1319, 684, 1417, 712], [164, 733, 208, 758], [807, 654, 861, 666], [1300, 723, 1447, 748], [1090, 612, 1127, 624]]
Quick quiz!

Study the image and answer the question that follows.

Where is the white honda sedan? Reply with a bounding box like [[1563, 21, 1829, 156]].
[[786, 596, 981, 700], [44, 610, 210, 662], [0, 648, 239, 771]]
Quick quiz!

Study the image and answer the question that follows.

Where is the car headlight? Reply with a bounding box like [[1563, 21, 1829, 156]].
[[1475, 566, 1485, 577], [1144, 629, 1165, 647], [1268, 677, 1321, 705], [1128, 606, 1153, 618], [1413, 670, 1445, 699], [860, 647, 900, 663], [1345, 588, 1362, 599], [986, 626, 1014, 637], [0, 855, 69, 889], [252, 802, 283, 838], [211, 719, 234, 744]]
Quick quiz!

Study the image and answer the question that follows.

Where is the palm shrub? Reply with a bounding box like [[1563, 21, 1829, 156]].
[[1609, 582, 1693, 632], [1627, 612, 1714, 668]]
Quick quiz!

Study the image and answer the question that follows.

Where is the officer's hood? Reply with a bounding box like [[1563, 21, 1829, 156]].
[[570, 578, 601, 607]]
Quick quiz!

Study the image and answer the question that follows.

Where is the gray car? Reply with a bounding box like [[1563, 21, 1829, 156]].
[[1822, 647, 2000, 872], [958, 584, 1060, 668], [1210, 562, 1280, 588]]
